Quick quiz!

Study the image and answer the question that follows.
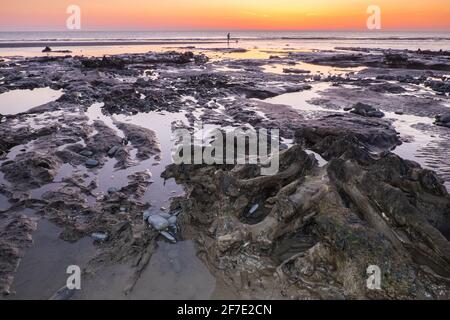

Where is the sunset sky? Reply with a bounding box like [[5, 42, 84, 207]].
[[1, 0, 449, 31]]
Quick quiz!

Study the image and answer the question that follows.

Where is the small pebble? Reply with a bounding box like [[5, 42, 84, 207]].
[[107, 187, 119, 194], [79, 150, 93, 157], [249, 203, 259, 215], [143, 210, 151, 221], [160, 231, 177, 243], [148, 215, 169, 231], [160, 212, 171, 219], [168, 216, 177, 225], [85, 159, 99, 168], [91, 232, 108, 242]]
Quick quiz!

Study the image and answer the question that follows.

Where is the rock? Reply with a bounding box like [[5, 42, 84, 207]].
[[85, 159, 99, 168], [84, 122, 124, 160], [41, 47, 72, 54], [217, 232, 244, 252], [395, 111, 404, 115], [436, 114, 450, 123], [49, 286, 75, 300], [107, 146, 120, 157], [160, 231, 177, 243], [79, 150, 94, 157], [0, 152, 62, 188], [163, 140, 450, 299], [168, 216, 177, 225], [384, 53, 408, 66], [232, 83, 311, 100], [115, 123, 161, 160], [159, 212, 171, 219], [143, 210, 151, 221], [350, 102, 385, 118], [283, 68, 311, 74], [171, 209, 182, 216], [369, 83, 406, 94], [81, 56, 126, 69], [295, 113, 400, 161], [434, 114, 450, 128], [248, 203, 259, 216], [425, 80, 450, 94], [0, 215, 36, 295], [107, 187, 119, 194], [91, 232, 108, 242], [148, 215, 169, 231]]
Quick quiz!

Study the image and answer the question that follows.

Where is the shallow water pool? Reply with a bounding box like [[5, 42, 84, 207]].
[[0, 87, 63, 115]]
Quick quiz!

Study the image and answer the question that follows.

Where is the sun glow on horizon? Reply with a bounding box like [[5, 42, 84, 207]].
[[1, 0, 449, 31]]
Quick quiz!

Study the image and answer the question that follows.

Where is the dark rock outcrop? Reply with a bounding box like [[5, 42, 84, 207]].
[[350, 102, 385, 118], [435, 114, 450, 128], [163, 139, 450, 299], [294, 113, 400, 161]]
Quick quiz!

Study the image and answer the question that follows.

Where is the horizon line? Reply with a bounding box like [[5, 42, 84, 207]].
[[1, 28, 450, 33]]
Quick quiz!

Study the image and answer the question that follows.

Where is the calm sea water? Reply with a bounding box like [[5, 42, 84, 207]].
[[0, 30, 449, 55], [0, 30, 449, 41]]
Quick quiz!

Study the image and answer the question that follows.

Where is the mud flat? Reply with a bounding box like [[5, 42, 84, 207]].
[[0, 47, 449, 299]]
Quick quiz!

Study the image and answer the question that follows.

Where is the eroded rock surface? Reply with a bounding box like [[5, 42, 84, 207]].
[[163, 141, 450, 299]]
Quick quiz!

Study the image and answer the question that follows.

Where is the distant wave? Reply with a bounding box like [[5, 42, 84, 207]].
[[0, 40, 227, 49], [1, 36, 450, 43], [279, 36, 450, 41]]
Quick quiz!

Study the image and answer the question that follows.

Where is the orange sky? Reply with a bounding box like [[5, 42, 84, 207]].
[[0, 0, 449, 31]]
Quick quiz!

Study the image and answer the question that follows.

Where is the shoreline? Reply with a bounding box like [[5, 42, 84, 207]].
[[0, 40, 228, 49], [1, 35, 450, 50]]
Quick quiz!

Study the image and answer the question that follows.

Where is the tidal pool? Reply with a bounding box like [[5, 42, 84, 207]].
[[0, 87, 63, 115]]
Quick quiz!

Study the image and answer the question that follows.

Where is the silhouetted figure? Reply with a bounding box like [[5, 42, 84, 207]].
[[227, 33, 231, 46]]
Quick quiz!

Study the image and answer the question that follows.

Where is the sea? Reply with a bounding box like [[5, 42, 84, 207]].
[[0, 30, 449, 57]]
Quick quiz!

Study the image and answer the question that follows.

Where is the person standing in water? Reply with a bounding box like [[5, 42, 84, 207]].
[[227, 33, 231, 46]]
